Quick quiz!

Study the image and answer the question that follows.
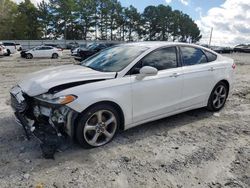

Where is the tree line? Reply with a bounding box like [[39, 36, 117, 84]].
[[0, 0, 202, 42]]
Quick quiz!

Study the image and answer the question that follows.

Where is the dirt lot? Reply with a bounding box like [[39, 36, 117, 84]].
[[0, 51, 249, 188]]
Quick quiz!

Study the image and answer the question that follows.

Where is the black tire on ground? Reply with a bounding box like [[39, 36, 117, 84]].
[[52, 53, 59, 59], [6, 49, 10, 56], [76, 104, 120, 149], [207, 81, 229, 112], [26, 53, 33, 59]]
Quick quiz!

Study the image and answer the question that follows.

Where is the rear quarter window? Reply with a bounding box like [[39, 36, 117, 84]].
[[204, 50, 217, 62]]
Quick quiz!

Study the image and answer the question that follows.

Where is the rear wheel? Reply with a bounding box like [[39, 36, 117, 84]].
[[207, 82, 228, 111], [52, 53, 58, 59], [76, 104, 120, 149], [26, 53, 33, 59]]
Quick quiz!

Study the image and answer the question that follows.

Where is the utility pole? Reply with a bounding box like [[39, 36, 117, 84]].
[[209, 27, 213, 47]]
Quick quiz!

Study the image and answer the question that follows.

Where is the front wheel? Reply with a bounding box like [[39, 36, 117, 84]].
[[26, 53, 33, 59], [6, 49, 10, 56], [207, 82, 228, 111], [52, 53, 58, 59], [76, 104, 120, 149]]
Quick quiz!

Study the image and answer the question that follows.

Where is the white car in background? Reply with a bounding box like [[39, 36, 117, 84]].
[[10, 42, 235, 158], [25, 46, 63, 59], [0, 42, 17, 55], [0, 45, 8, 56], [15, 43, 23, 51]]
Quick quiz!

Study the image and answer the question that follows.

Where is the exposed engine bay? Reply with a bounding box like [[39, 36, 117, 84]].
[[10, 85, 78, 159]]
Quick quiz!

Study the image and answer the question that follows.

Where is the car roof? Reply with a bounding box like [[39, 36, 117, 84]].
[[118, 41, 218, 54], [120, 41, 203, 48]]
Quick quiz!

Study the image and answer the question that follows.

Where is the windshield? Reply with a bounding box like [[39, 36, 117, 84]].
[[87, 43, 99, 50], [81, 45, 148, 72]]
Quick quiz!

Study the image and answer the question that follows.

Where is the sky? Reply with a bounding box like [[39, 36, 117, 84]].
[[14, 0, 250, 46]]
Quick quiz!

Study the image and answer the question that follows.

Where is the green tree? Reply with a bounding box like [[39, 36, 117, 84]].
[[14, 0, 42, 39], [108, 0, 122, 40], [49, 0, 77, 40], [124, 5, 141, 41], [143, 4, 201, 42], [142, 6, 158, 40], [0, 0, 18, 39], [156, 5, 172, 40], [38, 0, 52, 38], [77, 0, 97, 40], [178, 13, 202, 43]]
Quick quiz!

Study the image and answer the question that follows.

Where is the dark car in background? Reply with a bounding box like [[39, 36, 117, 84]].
[[234, 44, 250, 53], [20, 49, 28, 58], [212, 46, 233, 54], [66, 42, 79, 50], [71, 44, 88, 55], [74, 42, 117, 61]]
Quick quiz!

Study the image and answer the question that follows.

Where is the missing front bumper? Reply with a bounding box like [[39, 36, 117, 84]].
[[14, 111, 63, 159], [10, 86, 79, 158]]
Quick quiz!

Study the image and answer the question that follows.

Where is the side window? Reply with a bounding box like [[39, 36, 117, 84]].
[[204, 50, 217, 62], [40, 47, 52, 50], [35, 47, 42, 50], [181, 46, 207, 66], [141, 47, 178, 71]]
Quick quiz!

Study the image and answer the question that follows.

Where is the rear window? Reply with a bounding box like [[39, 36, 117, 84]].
[[3, 42, 15, 46], [204, 50, 217, 62]]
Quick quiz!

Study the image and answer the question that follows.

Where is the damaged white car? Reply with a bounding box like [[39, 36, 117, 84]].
[[10, 42, 235, 158]]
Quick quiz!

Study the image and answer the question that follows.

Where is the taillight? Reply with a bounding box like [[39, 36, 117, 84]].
[[57, 48, 63, 51], [232, 63, 236, 69]]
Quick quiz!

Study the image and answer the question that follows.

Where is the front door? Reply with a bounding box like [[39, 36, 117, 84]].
[[130, 47, 183, 123]]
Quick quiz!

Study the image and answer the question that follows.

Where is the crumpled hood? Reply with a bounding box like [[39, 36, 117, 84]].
[[19, 64, 116, 96]]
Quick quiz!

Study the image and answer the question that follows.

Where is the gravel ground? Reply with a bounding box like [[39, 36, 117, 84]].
[[0, 51, 249, 188]]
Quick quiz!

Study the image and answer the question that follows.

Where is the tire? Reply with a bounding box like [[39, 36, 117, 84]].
[[26, 53, 33, 59], [6, 49, 10, 56], [76, 104, 120, 149], [207, 81, 229, 112], [52, 53, 58, 59]]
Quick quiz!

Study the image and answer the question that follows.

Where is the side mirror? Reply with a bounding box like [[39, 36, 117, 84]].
[[136, 66, 158, 80]]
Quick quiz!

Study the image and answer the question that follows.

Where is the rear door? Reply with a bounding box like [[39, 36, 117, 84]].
[[179, 46, 217, 108]]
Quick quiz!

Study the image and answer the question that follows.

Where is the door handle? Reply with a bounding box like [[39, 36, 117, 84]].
[[208, 67, 215, 71], [170, 73, 181, 78]]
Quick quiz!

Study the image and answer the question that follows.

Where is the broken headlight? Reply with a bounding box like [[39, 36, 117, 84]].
[[36, 94, 77, 105]]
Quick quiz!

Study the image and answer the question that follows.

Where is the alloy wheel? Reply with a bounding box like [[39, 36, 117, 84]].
[[83, 110, 117, 147], [212, 85, 227, 109]]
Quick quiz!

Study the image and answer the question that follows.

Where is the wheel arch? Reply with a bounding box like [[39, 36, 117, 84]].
[[218, 79, 230, 93], [74, 100, 125, 137]]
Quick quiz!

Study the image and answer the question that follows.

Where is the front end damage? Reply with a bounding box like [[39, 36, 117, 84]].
[[10, 85, 78, 159]]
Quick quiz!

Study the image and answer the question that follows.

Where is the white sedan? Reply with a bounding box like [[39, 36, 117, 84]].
[[10, 42, 235, 157], [25, 46, 62, 59]]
